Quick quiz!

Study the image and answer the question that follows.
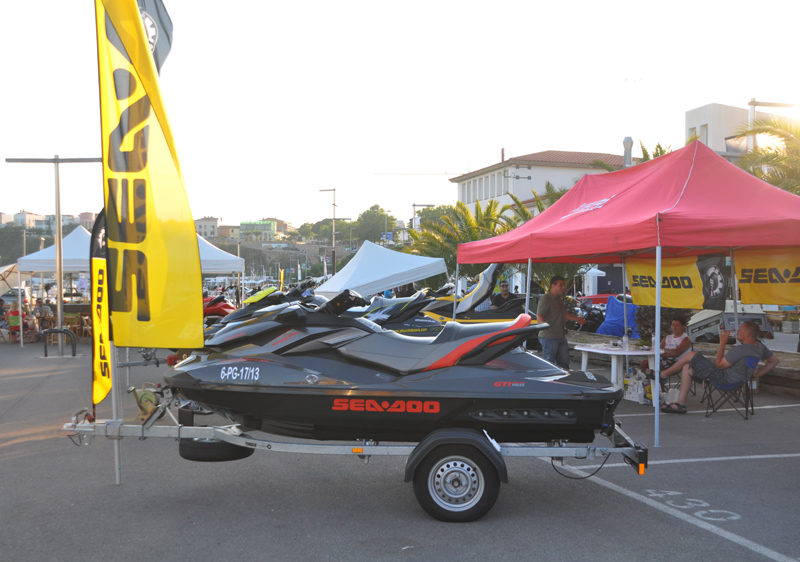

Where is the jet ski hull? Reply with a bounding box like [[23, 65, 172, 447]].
[[166, 350, 621, 443]]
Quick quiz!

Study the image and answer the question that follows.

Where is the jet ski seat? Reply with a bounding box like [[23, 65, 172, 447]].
[[337, 314, 534, 375]]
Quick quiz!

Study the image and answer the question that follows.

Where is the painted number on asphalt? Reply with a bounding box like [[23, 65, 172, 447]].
[[644, 490, 741, 521]]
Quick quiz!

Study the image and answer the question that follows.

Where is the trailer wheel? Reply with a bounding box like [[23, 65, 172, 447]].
[[178, 438, 254, 462], [412, 445, 499, 522]]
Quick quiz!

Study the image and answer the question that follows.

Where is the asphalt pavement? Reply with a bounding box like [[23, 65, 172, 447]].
[[1, 341, 799, 562]]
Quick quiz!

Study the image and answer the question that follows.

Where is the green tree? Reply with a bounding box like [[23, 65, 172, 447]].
[[735, 117, 800, 195], [354, 205, 395, 245]]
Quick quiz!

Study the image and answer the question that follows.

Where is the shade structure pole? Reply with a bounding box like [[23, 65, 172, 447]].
[[524, 258, 532, 314], [730, 249, 739, 332], [453, 262, 459, 319], [110, 342, 123, 485], [653, 246, 662, 447], [17, 268, 23, 348], [621, 256, 629, 373]]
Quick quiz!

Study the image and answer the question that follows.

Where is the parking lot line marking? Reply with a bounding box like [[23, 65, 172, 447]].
[[549, 461, 797, 562], [577, 452, 800, 470], [616, 403, 800, 417]]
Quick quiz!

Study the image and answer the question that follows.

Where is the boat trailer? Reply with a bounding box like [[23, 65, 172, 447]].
[[61, 384, 648, 522]]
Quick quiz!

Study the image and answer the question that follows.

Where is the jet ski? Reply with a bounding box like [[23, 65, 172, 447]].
[[166, 290, 623, 444]]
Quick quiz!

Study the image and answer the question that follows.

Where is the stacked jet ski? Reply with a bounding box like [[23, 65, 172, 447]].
[[167, 289, 623, 444]]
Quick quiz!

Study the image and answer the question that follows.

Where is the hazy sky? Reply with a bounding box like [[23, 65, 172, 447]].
[[2, 0, 798, 229]]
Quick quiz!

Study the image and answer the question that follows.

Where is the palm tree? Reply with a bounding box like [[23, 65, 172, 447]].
[[735, 117, 800, 195]]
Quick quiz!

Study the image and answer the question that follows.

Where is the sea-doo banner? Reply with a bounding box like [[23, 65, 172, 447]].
[[626, 255, 728, 310], [735, 248, 800, 305], [90, 211, 112, 405], [96, 0, 203, 348]]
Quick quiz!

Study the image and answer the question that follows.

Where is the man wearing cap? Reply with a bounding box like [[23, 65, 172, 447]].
[[537, 275, 585, 369], [491, 281, 513, 309]]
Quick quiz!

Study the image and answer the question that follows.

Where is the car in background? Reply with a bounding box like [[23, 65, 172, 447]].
[[1, 287, 32, 306], [578, 293, 632, 311]]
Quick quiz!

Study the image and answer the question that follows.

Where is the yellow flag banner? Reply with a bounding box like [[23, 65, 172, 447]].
[[96, 0, 202, 348], [736, 249, 800, 305], [626, 255, 728, 310], [91, 254, 112, 404]]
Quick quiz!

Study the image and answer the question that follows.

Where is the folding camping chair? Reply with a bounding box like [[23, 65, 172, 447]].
[[703, 356, 758, 419], [661, 343, 697, 396]]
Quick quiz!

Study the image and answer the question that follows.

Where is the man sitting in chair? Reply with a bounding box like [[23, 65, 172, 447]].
[[658, 321, 779, 414]]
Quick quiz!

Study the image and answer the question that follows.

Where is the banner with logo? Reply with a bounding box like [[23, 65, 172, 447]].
[[736, 249, 800, 305], [627, 255, 728, 310], [96, 0, 203, 348], [90, 211, 112, 405]]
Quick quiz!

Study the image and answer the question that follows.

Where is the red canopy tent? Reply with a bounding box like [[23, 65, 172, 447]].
[[457, 141, 800, 445], [457, 141, 800, 264]]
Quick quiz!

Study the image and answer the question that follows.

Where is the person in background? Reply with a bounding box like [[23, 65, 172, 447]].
[[32, 298, 54, 330], [536, 275, 586, 368], [491, 281, 513, 309], [658, 321, 779, 414], [641, 317, 692, 387], [8, 301, 37, 341]]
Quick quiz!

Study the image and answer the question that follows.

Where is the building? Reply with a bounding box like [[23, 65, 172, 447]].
[[194, 216, 219, 239], [79, 212, 96, 231], [241, 219, 277, 241], [260, 217, 292, 238], [450, 150, 625, 215], [0, 212, 14, 226], [685, 102, 792, 161], [14, 210, 45, 228], [218, 225, 241, 239]]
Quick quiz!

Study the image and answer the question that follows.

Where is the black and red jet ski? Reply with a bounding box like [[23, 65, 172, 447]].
[[166, 290, 623, 444]]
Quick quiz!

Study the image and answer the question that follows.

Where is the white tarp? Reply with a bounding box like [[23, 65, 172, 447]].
[[18, 226, 243, 274], [315, 240, 447, 298], [18, 226, 92, 273], [196, 235, 244, 273]]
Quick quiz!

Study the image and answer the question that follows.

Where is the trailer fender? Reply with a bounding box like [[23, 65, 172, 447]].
[[404, 428, 508, 484]]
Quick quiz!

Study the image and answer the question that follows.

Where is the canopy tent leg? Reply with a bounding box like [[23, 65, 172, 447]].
[[653, 247, 662, 447], [730, 249, 739, 330], [452, 262, 459, 319]]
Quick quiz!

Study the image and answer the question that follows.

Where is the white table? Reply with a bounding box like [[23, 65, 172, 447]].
[[574, 343, 656, 387]]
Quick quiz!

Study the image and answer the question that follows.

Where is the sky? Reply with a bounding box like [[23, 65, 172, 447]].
[[2, 0, 799, 229]]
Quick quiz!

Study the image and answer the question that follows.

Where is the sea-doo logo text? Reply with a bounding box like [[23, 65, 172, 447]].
[[493, 381, 526, 387], [631, 275, 694, 289], [332, 399, 440, 413], [561, 196, 615, 219], [740, 267, 800, 284]]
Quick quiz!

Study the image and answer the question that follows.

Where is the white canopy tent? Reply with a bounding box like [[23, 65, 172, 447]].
[[196, 235, 245, 274], [18, 227, 243, 274], [316, 240, 447, 298], [18, 226, 92, 273]]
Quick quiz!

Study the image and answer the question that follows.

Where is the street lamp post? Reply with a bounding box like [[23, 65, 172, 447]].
[[320, 189, 336, 274], [384, 210, 391, 246], [412, 203, 434, 230], [6, 155, 102, 355], [622, 137, 634, 168], [747, 98, 796, 151]]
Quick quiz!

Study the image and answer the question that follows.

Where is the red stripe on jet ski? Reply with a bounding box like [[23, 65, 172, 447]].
[[423, 314, 531, 371]]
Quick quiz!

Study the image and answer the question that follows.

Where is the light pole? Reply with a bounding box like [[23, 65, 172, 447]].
[[412, 203, 434, 230], [319, 189, 337, 274], [747, 98, 796, 151], [384, 210, 392, 246], [622, 137, 634, 168]]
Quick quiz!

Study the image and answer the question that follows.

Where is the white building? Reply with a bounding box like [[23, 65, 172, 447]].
[[450, 150, 625, 215], [195, 216, 219, 239], [14, 210, 45, 228], [685, 102, 791, 161]]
